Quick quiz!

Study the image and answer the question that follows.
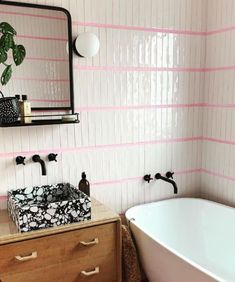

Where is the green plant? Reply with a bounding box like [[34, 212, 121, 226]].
[[0, 22, 26, 86]]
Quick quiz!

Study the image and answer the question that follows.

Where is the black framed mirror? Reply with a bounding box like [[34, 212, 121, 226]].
[[0, 1, 74, 113]]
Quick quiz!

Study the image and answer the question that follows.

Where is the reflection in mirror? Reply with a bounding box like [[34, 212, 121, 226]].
[[0, 2, 73, 110]]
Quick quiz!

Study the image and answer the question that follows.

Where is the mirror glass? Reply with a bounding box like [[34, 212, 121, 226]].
[[0, 2, 73, 110]]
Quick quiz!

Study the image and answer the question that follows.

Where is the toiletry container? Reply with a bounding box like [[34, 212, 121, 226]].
[[20, 95, 31, 123], [78, 172, 90, 196]]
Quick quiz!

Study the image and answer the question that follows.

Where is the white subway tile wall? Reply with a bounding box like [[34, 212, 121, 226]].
[[2, 0, 233, 213], [201, 1, 235, 205]]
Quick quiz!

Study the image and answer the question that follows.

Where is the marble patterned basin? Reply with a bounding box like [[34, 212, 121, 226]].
[[7, 183, 91, 232]]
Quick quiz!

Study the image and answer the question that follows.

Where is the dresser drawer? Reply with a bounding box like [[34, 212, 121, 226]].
[[0, 253, 117, 282], [0, 223, 117, 276]]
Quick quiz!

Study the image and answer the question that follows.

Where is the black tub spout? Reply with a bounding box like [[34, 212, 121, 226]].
[[155, 173, 178, 194], [32, 155, 46, 176]]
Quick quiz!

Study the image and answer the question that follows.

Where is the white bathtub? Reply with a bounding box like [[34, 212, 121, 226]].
[[125, 198, 235, 282]]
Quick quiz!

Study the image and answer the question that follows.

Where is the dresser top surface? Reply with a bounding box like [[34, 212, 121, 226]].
[[0, 198, 120, 245]]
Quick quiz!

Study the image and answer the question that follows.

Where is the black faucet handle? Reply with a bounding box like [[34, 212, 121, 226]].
[[32, 154, 40, 162], [143, 174, 153, 183], [166, 171, 174, 179], [48, 153, 58, 162], [155, 173, 162, 179], [16, 156, 26, 165]]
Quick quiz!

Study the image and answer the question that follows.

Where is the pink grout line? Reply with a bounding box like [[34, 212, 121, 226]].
[[31, 99, 69, 103], [75, 103, 204, 112], [0, 10, 66, 21], [14, 77, 69, 83], [74, 21, 235, 37], [73, 21, 207, 36], [0, 9, 235, 37], [204, 103, 235, 108], [75, 103, 235, 112], [91, 169, 235, 187], [202, 137, 235, 146], [91, 169, 202, 186], [0, 168, 234, 201], [17, 34, 67, 42], [174, 168, 202, 175], [25, 57, 68, 62], [74, 65, 206, 73], [91, 176, 142, 186], [75, 65, 235, 73], [206, 26, 235, 35], [2, 136, 235, 160], [201, 169, 235, 182], [0, 137, 202, 159]]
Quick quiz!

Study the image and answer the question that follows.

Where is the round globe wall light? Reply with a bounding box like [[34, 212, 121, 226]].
[[74, 32, 100, 58]]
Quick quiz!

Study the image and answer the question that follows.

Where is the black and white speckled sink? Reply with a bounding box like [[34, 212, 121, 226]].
[[7, 183, 91, 232]]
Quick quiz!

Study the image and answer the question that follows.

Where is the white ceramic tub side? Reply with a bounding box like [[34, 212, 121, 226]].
[[126, 198, 235, 282]]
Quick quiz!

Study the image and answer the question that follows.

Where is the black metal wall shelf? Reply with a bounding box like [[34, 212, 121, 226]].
[[0, 113, 79, 127]]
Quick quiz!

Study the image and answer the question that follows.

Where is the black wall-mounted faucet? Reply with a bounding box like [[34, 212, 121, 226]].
[[155, 172, 178, 194], [32, 155, 46, 176]]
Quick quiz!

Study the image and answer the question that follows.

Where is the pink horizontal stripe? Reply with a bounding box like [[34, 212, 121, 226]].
[[1, 9, 235, 37], [0, 137, 201, 159], [92, 169, 235, 187], [76, 103, 204, 112], [202, 169, 235, 182], [76, 103, 235, 112], [203, 137, 235, 146], [26, 57, 68, 63], [31, 99, 69, 103], [204, 66, 235, 72], [75, 65, 235, 73], [91, 176, 142, 186], [0, 10, 66, 21], [175, 168, 202, 175], [74, 21, 235, 37], [3, 136, 235, 162], [91, 169, 201, 186], [207, 26, 235, 35], [204, 103, 235, 108], [8, 55, 68, 63], [0, 168, 235, 200], [74, 21, 207, 36], [14, 77, 69, 83], [75, 65, 205, 73], [18, 34, 67, 42], [0, 169, 201, 198]]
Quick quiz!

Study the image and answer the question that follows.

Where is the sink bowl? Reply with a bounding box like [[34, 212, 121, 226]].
[[7, 183, 91, 232]]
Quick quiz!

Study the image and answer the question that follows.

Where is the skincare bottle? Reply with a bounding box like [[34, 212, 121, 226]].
[[78, 172, 90, 196], [21, 95, 31, 123]]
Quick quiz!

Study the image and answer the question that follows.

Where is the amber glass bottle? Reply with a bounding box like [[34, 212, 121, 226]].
[[78, 172, 90, 197]]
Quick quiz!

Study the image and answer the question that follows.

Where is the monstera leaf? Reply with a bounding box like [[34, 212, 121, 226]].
[[1, 65, 12, 85], [0, 33, 14, 52], [0, 49, 7, 63], [0, 22, 25, 86], [0, 22, 16, 35], [12, 45, 26, 66]]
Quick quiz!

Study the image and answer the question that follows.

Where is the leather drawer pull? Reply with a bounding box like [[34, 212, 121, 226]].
[[81, 267, 100, 276], [80, 238, 99, 246], [15, 251, 37, 262]]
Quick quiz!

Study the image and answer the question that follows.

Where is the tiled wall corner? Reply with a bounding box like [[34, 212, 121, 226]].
[[201, 0, 235, 206]]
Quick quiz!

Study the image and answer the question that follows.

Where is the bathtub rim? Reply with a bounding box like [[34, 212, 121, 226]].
[[125, 197, 232, 282]]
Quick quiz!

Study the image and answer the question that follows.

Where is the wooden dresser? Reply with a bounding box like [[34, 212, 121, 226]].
[[0, 199, 121, 282]]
